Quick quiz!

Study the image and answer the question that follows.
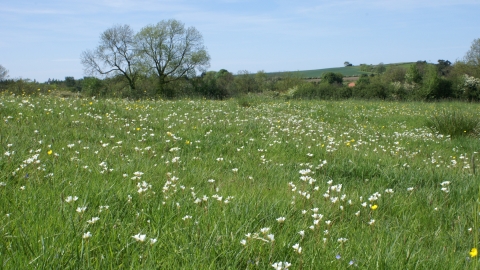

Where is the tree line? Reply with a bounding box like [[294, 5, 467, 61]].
[[1, 24, 479, 101]]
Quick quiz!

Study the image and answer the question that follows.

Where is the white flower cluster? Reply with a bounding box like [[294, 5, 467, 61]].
[[462, 74, 480, 92]]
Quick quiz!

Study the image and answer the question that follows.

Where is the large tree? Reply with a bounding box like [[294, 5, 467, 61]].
[[135, 19, 210, 97], [81, 25, 140, 92], [0, 64, 9, 81], [464, 38, 480, 66]]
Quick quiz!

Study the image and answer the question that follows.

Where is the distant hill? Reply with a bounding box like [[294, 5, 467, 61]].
[[267, 62, 416, 78]]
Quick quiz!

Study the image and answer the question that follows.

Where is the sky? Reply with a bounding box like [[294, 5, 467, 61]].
[[1, 0, 479, 82]]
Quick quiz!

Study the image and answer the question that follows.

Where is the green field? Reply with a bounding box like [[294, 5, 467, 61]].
[[1, 93, 480, 269], [268, 62, 416, 78]]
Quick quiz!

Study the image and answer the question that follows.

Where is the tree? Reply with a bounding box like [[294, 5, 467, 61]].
[[464, 38, 480, 66], [436, 59, 452, 76], [344, 61, 352, 67], [254, 70, 268, 91], [65, 77, 76, 88], [135, 19, 210, 97], [234, 70, 259, 93], [81, 25, 140, 93], [405, 64, 422, 84], [422, 64, 452, 100], [0, 64, 9, 81], [375, 62, 386, 74], [321, 72, 343, 84], [382, 65, 407, 83]]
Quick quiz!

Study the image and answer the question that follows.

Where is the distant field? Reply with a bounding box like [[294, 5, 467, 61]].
[[268, 62, 416, 78]]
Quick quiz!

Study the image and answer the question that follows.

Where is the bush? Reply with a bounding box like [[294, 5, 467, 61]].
[[426, 109, 479, 138], [81, 77, 104, 97], [287, 82, 349, 100], [321, 72, 343, 84], [352, 81, 390, 100]]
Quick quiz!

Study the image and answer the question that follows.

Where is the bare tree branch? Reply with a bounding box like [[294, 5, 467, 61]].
[[81, 25, 140, 91]]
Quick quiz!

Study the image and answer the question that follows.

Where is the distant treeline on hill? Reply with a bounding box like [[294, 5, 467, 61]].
[[0, 60, 479, 101]]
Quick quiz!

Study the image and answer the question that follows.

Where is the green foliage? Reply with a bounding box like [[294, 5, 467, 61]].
[[234, 70, 260, 94], [405, 64, 422, 84], [359, 63, 374, 72], [274, 72, 303, 91], [375, 62, 386, 74], [459, 74, 480, 101], [194, 70, 233, 99], [464, 38, 480, 66], [135, 19, 210, 98], [81, 77, 104, 97], [287, 82, 351, 100], [65, 76, 76, 88], [426, 109, 479, 138], [436, 59, 452, 76], [382, 65, 407, 83], [352, 79, 390, 100], [0, 64, 9, 81], [321, 72, 343, 84], [356, 74, 371, 85], [421, 65, 453, 100]]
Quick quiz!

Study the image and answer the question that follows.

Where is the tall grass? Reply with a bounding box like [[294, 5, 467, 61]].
[[1, 93, 480, 268], [426, 109, 479, 138]]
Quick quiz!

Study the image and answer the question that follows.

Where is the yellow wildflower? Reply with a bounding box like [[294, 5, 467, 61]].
[[470, 248, 478, 258]]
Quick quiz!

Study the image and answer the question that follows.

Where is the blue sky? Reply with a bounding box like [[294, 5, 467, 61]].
[[1, 0, 479, 82]]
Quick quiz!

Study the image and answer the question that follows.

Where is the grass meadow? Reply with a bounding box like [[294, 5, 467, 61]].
[[1, 93, 480, 269]]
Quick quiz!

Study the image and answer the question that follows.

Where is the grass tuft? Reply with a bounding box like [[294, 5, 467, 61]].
[[426, 109, 479, 138]]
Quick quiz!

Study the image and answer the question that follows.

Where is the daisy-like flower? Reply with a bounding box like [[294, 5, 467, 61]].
[[182, 215, 192, 221], [299, 169, 312, 175], [260, 227, 271, 234], [292, 243, 302, 254], [371, 204, 378, 210], [337, 237, 348, 243], [83, 231, 92, 239], [150, 238, 158, 245], [76, 206, 87, 213], [240, 239, 247, 246], [65, 196, 78, 203], [267, 234, 275, 242], [87, 217, 100, 224], [132, 233, 146, 242], [271, 261, 291, 270], [133, 171, 144, 177], [276, 217, 286, 223]]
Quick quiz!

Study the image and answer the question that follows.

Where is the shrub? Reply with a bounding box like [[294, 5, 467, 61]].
[[81, 77, 104, 97], [287, 82, 346, 100], [426, 109, 479, 138], [321, 72, 343, 84]]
